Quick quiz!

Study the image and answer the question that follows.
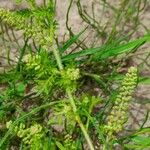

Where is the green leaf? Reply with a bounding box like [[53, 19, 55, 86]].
[[55, 141, 66, 150], [98, 36, 149, 59], [132, 136, 150, 145], [62, 34, 150, 61], [16, 83, 26, 95], [125, 136, 150, 149], [59, 27, 87, 53], [62, 45, 106, 61], [139, 77, 150, 85]]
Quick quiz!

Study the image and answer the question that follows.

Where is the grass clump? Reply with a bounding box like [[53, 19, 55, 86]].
[[0, 0, 150, 150]]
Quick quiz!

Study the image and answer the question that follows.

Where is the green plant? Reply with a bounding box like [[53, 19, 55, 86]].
[[0, 0, 150, 150]]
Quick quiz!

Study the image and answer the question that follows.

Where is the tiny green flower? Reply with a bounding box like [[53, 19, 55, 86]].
[[60, 67, 80, 91], [103, 67, 138, 137], [6, 120, 13, 129]]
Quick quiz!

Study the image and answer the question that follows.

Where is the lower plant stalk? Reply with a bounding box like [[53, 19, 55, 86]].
[[67, 89, 95, 150]]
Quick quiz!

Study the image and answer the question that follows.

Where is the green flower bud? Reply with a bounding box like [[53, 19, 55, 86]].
[[103, 67, 138, 137], [6, 120, 13, 129]]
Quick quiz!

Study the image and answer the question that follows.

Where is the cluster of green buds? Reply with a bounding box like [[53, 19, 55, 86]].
[[6, 121, 45, 147], [0, 8, 35, 39], [23, 51, 59, 76], [0, 8, 52, 47], [23, 51, 60, 95], [103, 67, 138, 137], [61, 68, 80, 81], [24, 25, 50, 46], [0, 8, 25, 30], [66, 68, 80, 81], [60, 68, 80, 91], [64, 134, 76, 149], [23, 53, 42, 71]]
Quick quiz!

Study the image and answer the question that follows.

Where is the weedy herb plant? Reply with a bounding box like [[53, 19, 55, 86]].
[[0, 0, 150, 150]]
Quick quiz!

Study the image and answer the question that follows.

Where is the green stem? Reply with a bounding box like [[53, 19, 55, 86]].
[[67, 88, 95, 150], [52, 46, 95, 150]]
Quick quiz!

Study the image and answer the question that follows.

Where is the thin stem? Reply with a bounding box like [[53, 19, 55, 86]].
[[67, 88, 95, 150], [66, 0, 73, 37]]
